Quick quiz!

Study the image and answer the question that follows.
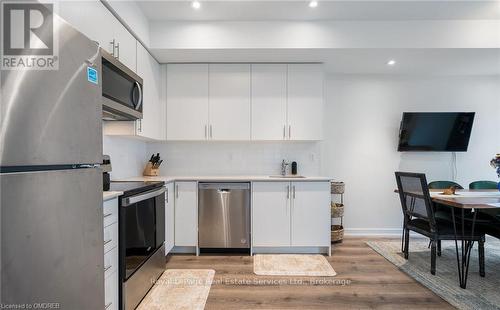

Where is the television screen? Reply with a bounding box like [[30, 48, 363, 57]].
[[397, 112, 475, 152]]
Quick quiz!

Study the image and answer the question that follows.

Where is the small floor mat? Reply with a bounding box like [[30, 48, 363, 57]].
[[253, 254, 336, 276], [137, 269, 215, 310]]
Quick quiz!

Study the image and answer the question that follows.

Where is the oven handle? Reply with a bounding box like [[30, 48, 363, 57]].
[[122, 187, 166, 206]]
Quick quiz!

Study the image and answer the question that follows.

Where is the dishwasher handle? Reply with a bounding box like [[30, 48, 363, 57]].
[[198, 183, 250, 190]]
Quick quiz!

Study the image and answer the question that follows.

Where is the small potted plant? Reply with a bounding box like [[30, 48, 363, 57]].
[[490, 154, 500, 191]]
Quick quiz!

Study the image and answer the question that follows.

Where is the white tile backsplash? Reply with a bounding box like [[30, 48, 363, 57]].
[[146, 142, 322, 176], [103, 136, 148, 180]]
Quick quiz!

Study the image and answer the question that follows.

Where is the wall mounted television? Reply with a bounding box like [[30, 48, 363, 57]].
[[397, 112, 475, 152]]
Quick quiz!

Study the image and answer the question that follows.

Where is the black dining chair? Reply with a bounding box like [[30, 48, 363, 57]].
[[428, 180, 465, 255], [395, 172, 486, 276]]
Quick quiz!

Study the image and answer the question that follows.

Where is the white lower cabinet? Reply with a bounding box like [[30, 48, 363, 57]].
[[165, 182, 175, 254], [103, 197, 119, 310], [174, 182, 198, 247], [252, 182, 291, 247], [290, 182, 331, 247], [104, 270, 118, 310], [252, 181, 330, 249]]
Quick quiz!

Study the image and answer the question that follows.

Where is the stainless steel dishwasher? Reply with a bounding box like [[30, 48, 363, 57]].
[[198, 183, 250, 249]]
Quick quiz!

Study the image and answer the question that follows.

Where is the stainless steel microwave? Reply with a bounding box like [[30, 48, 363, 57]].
[[101, 49, 143, 120]]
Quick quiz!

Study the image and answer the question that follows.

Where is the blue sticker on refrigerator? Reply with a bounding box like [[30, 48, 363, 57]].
[[87, 67, 98, 84]]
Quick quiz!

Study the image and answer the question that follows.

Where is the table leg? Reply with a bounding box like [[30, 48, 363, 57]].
[[450, 207, 477, 289]]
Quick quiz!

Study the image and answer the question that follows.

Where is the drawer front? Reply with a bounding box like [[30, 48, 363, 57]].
[[104, 246, 118, 279], [103, 222, 118, 254], [103, 198, 118, 227], [104, 271, 118, 310]]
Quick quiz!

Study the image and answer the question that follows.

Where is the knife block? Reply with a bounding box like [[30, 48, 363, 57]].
[[143, 162, 160, 176]]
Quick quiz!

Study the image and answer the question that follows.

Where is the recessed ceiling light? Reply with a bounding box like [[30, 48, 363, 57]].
[[309, 1, 318, 8], [191, 1, 201, 9], [387, 59, 396, 66]]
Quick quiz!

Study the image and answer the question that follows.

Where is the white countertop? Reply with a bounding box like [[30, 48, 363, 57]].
[[103, 191, 123, 201], [118, 175, 332, 183]]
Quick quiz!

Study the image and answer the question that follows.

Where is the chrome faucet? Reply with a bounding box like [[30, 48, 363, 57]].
[[281, 159, 290, 176]]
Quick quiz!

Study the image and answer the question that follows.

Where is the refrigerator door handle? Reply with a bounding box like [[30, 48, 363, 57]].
[[80, 164, 100, 168]]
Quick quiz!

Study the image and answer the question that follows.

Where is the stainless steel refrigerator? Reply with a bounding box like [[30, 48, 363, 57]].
[[0, 15, 104, 309]]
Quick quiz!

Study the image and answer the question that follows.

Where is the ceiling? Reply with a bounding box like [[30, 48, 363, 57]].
[[137, 0, 500, 22], [135, 0, 500, 75]]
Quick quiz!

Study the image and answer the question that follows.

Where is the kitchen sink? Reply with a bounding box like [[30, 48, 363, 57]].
[[269, 175, 307, 178]]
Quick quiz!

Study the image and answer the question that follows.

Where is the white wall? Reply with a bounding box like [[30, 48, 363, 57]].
[[146, 142, 322, 176], [103, 135, 148, 180], [150, 20, 500, 49], [322, 75, 500, 235]]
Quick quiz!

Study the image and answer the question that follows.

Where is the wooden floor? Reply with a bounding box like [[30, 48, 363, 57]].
[[165, 237, 453, 309]]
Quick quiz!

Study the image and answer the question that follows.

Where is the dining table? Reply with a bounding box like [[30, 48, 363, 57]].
[[429, 189, 500, 289], [395, 189, 500, 289]]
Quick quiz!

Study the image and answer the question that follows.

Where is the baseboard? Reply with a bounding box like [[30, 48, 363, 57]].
[[344, 228, 402, 237], [252, 246, 330, 256], [344, 228, 428, 238]]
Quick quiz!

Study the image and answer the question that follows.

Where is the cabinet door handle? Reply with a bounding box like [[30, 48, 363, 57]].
[[283, 125, 286, 139], [103, 213, 113, 218], [286, 185, 290, 199], [288, 125, 291, 140], [205, 125, 207, 139], [209, 125, 213, 139], [137, 119, 142, 132], [166, 188, 169, 203], [116, 42, 120, 59], [104, 265, 112, 272], [105, 302, 112, 310], [292, 185, 296, 199], [104, 239, 112, 245], [109, 39, 115, 56], [176, 184, 179, 199]]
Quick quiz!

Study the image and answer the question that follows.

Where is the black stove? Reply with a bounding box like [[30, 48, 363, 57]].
[[109, 181, 164, 197], [112, 180, 166, 310]]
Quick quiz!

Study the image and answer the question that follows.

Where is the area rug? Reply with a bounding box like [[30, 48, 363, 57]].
[[253, 254, 336, 276], [367, 240, 500, 310], [137, 269, 215, 310]]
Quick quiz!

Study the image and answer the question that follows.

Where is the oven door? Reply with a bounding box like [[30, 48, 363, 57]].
[[120, 187, 165, 281], [101, 50, 143, 120]]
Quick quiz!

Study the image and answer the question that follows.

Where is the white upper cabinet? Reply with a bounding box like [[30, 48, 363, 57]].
[[251, 64, 287, 141], [287, 64, 324, 140], [164, 63, 325, 142], [135, 44, 165, 140], [209, 64, 251, 140], [58, 0, 136, 72], [112, 22, 137, 71], [58, 1, 115, 54], [167, 64, 209, 141]]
